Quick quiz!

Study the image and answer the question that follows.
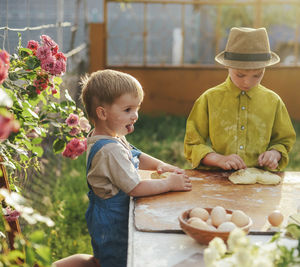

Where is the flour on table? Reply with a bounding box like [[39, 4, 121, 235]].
[[228, 167, 281, 185]]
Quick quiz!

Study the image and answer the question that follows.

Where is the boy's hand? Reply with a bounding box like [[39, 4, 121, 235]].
[[202, 153, 246, 170], [258, 150, 281, 170], [218, 154, 247, 170], [166, 173, 192, 192], [157, 163, 185, 174]]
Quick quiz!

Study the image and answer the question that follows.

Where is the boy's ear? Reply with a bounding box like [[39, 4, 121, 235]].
[[96, 106, 107, 120]]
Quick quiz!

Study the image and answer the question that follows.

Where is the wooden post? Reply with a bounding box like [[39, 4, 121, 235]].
[[0, 157, 22, 249]]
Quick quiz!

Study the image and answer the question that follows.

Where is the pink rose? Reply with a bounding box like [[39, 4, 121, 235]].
[[55, 52, 67, 62], [62, 138, 87, 159], [41, 35, 58, 49], [79, 117, 91, 133], [27, 40, 39, 52], [0, 50, 10, 65], [4, 207, 20, 222], [0, 112, 19, 141], [69, 127, 81, 136], [0, 62, 8, 84], [40, 56, 55, 73], [65, 113, 79, 127], [62, 146, 77, 159], [36, 46, 51, 61], [52, 59, 66, 75], [0, 50, 9, 84]]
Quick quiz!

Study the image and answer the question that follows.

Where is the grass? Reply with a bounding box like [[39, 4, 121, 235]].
[[23, 114, 300, 261]]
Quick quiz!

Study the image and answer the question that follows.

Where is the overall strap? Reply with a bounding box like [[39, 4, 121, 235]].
[[86, 139, 117, 176]]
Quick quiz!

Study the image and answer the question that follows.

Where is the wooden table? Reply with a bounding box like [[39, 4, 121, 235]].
[[127, 170, 300, 266]]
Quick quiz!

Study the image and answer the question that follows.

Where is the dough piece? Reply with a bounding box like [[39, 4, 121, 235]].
[[229, 167, 281, 185], [150, 171, 171, 179]]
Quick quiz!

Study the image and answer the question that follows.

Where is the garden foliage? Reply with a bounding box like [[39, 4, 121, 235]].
[[0, 34, 90, 266]]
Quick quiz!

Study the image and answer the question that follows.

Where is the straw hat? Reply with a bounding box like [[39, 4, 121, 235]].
[[215, 27, 280, 69]]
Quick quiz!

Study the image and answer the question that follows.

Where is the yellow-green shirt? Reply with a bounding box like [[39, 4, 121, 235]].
[[184, 76, 296, 171]]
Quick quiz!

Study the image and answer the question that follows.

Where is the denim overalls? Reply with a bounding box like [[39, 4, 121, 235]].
[[85, 138, 141, 267]]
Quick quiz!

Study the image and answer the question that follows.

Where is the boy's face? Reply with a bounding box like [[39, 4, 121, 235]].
[[228, 68, 265, 91], [104, 93, 142, 137]]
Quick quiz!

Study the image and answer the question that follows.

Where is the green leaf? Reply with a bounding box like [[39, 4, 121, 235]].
[[50, 121, 62, 128], [53, 76, 62, 85], [7, 250, 24, 261], [25, 57, 40, 70], [20, 153, 29, 162], [31, 137, 42, 145], [32, 146, 44, 157], [29, 230, 44, 243], [35, 246, 51, 263], [25, 246, 35, 266], [1, 81, 11, 89], [53, 139, 66, 154], [27, 108, 39, 119], [19, 48, 32, 57], [8, 72, 19, 81], [22, 140, 32, 150]]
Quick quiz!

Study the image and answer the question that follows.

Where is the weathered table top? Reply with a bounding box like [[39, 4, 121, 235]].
[[134, 170, 300, 233], [127, 170, 300, 267]]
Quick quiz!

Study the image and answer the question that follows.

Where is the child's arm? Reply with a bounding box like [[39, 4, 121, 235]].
[[258, 149, 281, 170], [202, 152, 247, 170], [128, 172, 192, 197], [138, 152, 184, 174]]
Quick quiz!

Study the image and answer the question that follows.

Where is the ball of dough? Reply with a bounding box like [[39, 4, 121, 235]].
[[211, 206, 227, 227], [228, 167, 281, 185], [151, 171, 170, 179], [268, 210, 284, 226], [231, 210, 249, 227], [190, 207, 209, 221], [218, 221, 237, 232]]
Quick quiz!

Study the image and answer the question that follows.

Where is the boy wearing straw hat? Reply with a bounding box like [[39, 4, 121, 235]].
[[184, 27, 296, 171]]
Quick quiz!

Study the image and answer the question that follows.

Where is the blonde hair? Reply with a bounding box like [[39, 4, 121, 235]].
[[80, 69, 144, 124]]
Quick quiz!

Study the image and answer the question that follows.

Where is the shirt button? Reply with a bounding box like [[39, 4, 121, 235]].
[[239, 145, 244, 150], [241, 126, 245, 130], [241, 91, 245, 95], [241, 106, 246, 110]]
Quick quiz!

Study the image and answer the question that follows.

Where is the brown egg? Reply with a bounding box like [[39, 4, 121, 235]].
[[231, 210, 249, 227], [268, 210, 284, 226], [211, 206, 227, 227]]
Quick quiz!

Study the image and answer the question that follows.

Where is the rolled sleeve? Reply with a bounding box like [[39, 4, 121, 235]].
[[184, 95, 214, 168], [267, 99, 296, 171]]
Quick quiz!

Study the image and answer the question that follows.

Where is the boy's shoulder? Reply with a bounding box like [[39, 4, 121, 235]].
[[87, 135, 129, 154], [257, 84, 282, 101], [196, 81, 228, 100]]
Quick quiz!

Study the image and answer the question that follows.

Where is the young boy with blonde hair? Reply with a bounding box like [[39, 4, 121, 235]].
[[184, 27, 296, 171], [80, 69, 192, 267]]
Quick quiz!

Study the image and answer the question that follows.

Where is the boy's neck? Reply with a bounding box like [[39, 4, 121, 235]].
[[93, 122, 116, 137]]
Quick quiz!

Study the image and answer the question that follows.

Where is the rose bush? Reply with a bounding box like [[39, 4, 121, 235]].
[[0, 34, 91, 266], [0, 34, 90, 178]]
